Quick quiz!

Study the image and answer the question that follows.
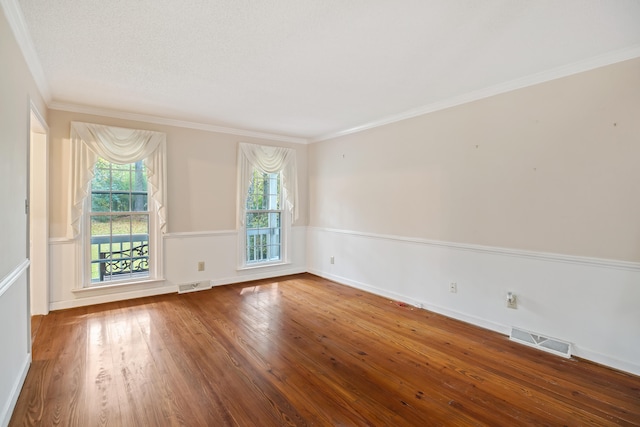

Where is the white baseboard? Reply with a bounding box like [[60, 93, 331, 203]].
[[308, 269, 509, 335], [1, 352, 31, 427], [572, 347, 640, 377], [50, 284, 176, 311], [211, 266, 307, 287]]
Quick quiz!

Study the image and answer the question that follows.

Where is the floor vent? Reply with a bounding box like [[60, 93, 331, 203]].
[[178, 281, 212, 294], [510, 327, 572, 358]]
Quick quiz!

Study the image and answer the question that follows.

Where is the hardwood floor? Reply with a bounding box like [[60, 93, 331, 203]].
[[10, 273, 640, 426]]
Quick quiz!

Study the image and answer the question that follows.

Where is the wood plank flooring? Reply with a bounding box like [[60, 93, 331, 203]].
[[10, 273, 640, 426]]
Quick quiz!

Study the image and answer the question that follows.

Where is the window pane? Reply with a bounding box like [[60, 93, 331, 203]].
[[246, 193, 263, 210], [246, 171, 282, 210], [132, 161, 147, 192], [266, 174, 280, 210], [269, 212, 281, 228], [247, 212, 267, 228], [92, 167, 111, 191], [111, 170, 131, 191], [111, 193, 131, 212], [130, 214, 149, 277], [90, 215, 111, 282], [111, 163, 131, 171], [131, 194, 148, 211], [91, 215, 111, 237], [132, 214, 149, 235], [112, 214, 132, 236], [89, 213, 150, 283], [91, 193, 110, 212]]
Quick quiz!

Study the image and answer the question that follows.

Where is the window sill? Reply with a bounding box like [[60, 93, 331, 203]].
[[237, 261, 291, 271], [72, 278, 166, 296]]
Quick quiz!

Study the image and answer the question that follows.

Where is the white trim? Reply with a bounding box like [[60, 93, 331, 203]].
[[49, 103, 309, 145], [0, 259, 30, 298], [313, 45, 640, 142], [211, 266, 306, 287], [49, 237, 75, 245], [0, 0, 51, 102], [52, 280, 174, 311], [237, 261, 292, 272], [29, 100, 50, 316], [309, 226, 640, 272], [0, 351, 31, 427], [71, 278, 166, 295], [58, 226, 300, 241], [572, 346, 640, 377], [163, 230, 237, 239], [29, 100, 48, 134]]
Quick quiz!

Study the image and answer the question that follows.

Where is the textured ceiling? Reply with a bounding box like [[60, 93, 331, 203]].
[[14, 0, 640, 140]]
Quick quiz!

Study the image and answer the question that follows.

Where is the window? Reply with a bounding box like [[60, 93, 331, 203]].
[[245, 170, 282, 264], [70, 122, 166, 288], [88, 159, 150, 283], [237, 143, 298, 268]]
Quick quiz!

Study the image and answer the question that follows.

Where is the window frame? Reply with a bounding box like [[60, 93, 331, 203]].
[[81, 159, 162, 288], [238, 169, 291, 270]]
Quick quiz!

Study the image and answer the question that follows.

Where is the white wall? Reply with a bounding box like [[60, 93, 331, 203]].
[[0, 4, 47, 425], [307, 58, 640, 375]]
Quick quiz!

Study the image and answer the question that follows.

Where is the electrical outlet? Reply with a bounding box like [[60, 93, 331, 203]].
[[330, 256, 335, 264], [197, 261, 205, 271], [506, 292, 517, 309], [450, 282, 457, 293]]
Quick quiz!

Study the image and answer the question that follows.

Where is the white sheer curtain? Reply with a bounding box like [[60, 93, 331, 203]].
[[237, 142, 298, 227], [68, 121, 167, 238]]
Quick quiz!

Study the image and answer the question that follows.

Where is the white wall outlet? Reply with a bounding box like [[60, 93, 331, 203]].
[[197, 261, 205, 271], [330, 256, 335, 264], [450, 282, 457, 293], [506, 292, 517, 309]]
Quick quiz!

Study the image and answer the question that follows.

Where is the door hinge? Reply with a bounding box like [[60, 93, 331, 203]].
[[25, 199, 29, 215]]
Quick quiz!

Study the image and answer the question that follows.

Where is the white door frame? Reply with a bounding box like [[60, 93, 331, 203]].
[[28, 102, 49, 315]]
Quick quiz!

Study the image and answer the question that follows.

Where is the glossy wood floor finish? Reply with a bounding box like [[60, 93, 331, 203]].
[[10, 274, 640, 426]]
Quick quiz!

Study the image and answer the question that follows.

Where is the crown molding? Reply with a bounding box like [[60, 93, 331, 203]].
[[49, 102, 309, 144], [1, 0, 51, 102], [313, 45, 640, 143]]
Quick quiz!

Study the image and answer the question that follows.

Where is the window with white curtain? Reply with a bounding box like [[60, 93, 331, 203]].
[[245, 170, 283, 263], [89, 159, 150, 283], [237, 143, 298, 268], [70, 122, 167, 287]]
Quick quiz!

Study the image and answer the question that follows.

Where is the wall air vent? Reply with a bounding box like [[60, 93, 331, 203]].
[[178, 281, 213, 294], [510, 327, 572, 358]]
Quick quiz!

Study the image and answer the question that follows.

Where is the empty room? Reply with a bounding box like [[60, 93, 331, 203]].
[[1, 1, 640, 425]]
